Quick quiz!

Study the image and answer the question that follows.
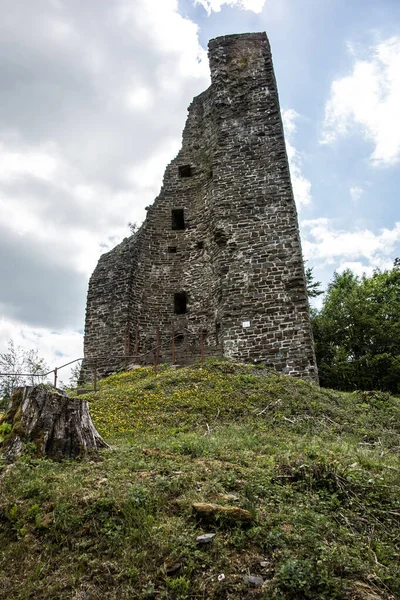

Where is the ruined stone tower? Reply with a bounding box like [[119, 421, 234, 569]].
[[82, 32, 318, 382]]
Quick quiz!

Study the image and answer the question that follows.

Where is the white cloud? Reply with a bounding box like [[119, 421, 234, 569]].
[[0, 143, 60, 183], [350, 186, 363, 202], [44, 16, 76, 43], [125, 139, 181, 192], [195, 0, 267, 15], [336, 261, 376, 278], [0, 317, 83, 386], [322, 36, 400, 166], [0, 140, 136, 276], [118, 0, 208, 79], [0, 0, 210, 333], [301, 218, 400, 273], [126, 87, 154, 111], [281, 109, 312, 209]]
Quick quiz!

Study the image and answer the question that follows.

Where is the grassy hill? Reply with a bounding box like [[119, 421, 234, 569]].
[[1, 360, 400, 599]]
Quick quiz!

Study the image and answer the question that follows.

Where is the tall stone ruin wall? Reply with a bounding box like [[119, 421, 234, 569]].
[[82, 32, 318, 382]]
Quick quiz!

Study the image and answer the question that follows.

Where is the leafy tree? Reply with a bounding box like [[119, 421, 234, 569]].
[[0, 340, 25, 404], [0, 340, 49, 409], [128, 221, 138, 235], [68, 362, 82, 389], [305, 266, 324, 299], [311, 261, 400, 392]]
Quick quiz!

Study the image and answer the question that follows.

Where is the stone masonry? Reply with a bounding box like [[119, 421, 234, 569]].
[[82, 32, 318, 382]]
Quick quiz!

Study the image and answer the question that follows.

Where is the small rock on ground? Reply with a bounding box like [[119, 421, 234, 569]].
[[165, 563, 181, 575], [243, 575, 264, 587], [196, 533, 216, 544], [193, 502, 252, 521]]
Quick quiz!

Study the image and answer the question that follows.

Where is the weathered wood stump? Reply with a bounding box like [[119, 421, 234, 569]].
[[0, 385, 109, 462]]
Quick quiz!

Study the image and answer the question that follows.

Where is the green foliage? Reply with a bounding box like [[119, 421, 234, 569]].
[[167, 575, 191, 598], [0, 340, 49, 408], [312, 261, 400, 392], [275, 557, 337, 598], [0, 361, 399, 599], [0, 422, 12, 443], [305, 265, 324, 298], [128, 221, 138, 235]]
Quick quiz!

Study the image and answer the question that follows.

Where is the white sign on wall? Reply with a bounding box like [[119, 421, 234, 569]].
[[242, 321, 251, 328]]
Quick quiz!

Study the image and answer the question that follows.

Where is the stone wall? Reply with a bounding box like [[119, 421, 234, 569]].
[[82, 32, 318, 382]]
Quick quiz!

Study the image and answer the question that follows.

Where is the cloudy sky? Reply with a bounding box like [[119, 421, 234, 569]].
[[1, 0, 399, 381]]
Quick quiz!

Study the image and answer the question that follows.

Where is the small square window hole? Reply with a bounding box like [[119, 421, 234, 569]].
[[172, 209, 185, 230], [174, 292, 187, 315], [179, 164, 192, 178]]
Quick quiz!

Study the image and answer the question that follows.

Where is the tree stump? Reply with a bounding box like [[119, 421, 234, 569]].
[[0, 385, 109, 462]]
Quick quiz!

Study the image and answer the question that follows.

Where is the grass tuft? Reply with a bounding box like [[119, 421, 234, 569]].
[[1, 360, 399, 599]]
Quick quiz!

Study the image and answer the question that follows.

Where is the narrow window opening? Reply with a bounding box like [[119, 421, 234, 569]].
[[171, 209, 185, 230], [215, 322, 221, 344], [174, 292, 187, 315], [196, 241, 204, 250], [179, 164, 192, 178], [168, 246, 177, 253]]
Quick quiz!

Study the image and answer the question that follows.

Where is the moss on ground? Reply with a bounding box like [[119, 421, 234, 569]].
[[0, 360, 399, 599]]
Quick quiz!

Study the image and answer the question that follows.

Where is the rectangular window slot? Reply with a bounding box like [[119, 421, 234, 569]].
[[196, 241, 204, 250], [171, 209, 185, 230], [168, 246, 177, 253], [174, 292, 187, 315], [179, 164, 192, 178]]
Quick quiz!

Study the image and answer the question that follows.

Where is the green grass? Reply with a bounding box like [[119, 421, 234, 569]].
[[1, 360, 400, 599]]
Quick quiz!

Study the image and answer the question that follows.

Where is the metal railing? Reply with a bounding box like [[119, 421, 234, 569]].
[[0, 356, 83, 389], [0, 326, 216, 393]]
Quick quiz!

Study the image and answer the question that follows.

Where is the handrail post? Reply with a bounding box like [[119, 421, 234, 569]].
[[157, 328, 160, 369], [154, 328, 160, 375], [93, 360, 97, 392], [135, 326, 139, 363], [124, 327, 131, 363], [53, 367, 58, 388], [172, 325, 175, 365]]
